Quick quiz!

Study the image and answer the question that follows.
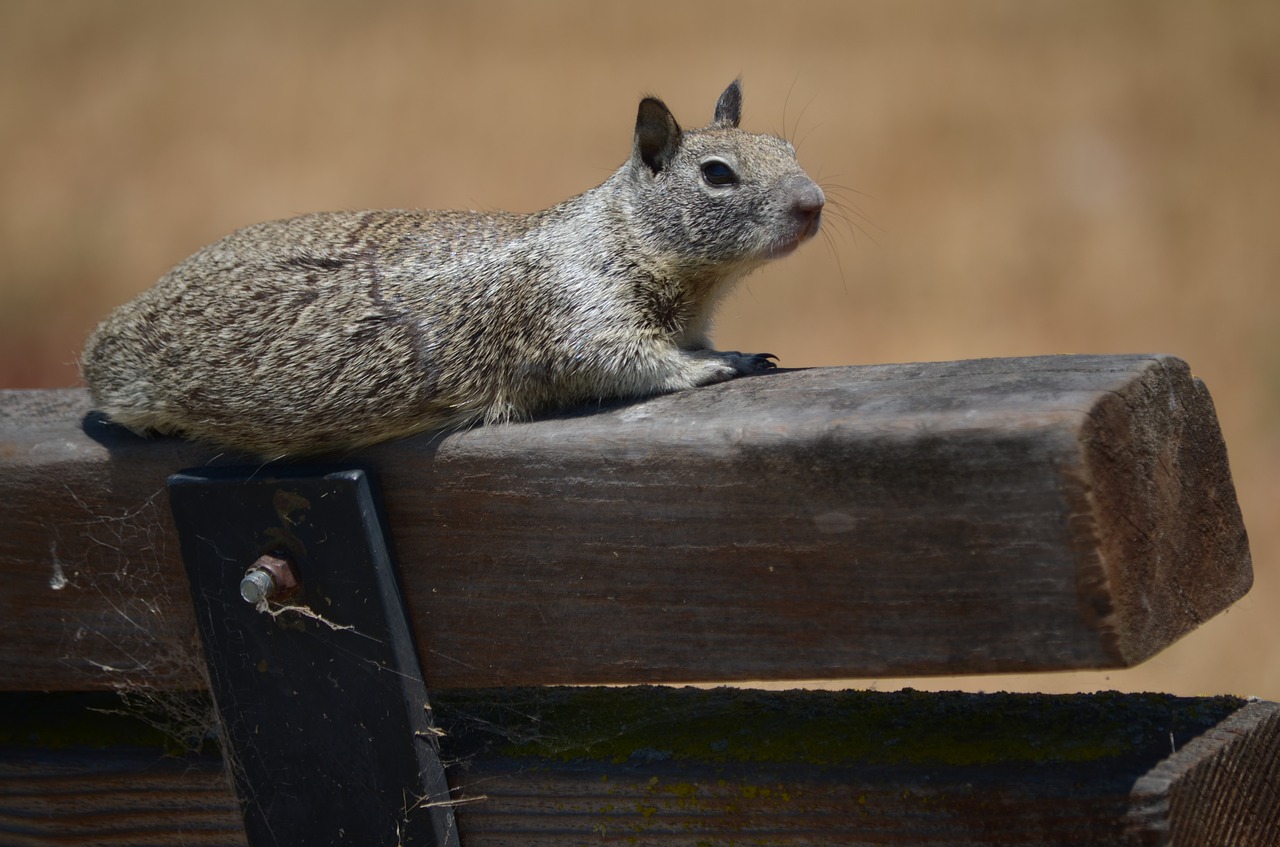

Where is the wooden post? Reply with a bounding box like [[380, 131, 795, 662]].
[[0, 354, 1251, 690]]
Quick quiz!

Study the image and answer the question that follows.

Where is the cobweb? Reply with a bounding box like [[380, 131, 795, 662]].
[[50, 480, 483, 842], [54, 482, 219, 753]]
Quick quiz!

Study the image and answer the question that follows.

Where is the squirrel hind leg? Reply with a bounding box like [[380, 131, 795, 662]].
[[89, 398, 188, 443]]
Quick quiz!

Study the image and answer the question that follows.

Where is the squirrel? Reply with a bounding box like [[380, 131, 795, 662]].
[[81, 80, 825, 457]]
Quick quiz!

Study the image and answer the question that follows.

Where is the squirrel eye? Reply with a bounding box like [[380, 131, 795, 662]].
[[700, 159, 737, 187]]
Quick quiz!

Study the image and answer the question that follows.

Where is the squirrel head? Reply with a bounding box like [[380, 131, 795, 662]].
[[624, 80, 824, 272]]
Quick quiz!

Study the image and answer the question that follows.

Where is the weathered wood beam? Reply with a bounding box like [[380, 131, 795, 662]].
[[2, 689, 1276, 846], [0, 355, 1251, 690]]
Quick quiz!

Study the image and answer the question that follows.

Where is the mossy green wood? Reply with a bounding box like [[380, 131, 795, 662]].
[[3, 689, 1276, 846]]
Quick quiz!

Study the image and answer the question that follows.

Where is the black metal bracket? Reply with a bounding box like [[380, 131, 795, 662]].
[[168, 467, 459, 847]]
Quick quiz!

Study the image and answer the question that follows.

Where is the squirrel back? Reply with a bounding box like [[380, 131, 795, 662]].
[[82, 80, 825, 457]]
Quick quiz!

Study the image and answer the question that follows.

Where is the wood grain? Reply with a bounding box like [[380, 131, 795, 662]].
[[1129, 699, 1280, 845], [0, 747, 243, 846], [2, 689, 1274, 846], [0, 355, 1251, 690]]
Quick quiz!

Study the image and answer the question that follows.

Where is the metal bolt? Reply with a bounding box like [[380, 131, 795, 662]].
[[240, 568, 276, 604], [240, 553, 300, 604]]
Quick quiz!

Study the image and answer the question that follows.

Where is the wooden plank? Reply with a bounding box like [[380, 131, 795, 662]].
[[2, 689, 1275, 845], [0, 354, 1251, 690], [1129, 699, 1280, 844], [0, 748, 243, 846]]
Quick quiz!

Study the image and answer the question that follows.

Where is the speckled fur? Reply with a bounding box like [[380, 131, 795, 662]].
[[81, 81, 824, 457]]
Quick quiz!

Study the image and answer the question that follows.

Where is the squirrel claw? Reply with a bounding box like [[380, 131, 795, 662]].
[[734, 352, 778, 373]]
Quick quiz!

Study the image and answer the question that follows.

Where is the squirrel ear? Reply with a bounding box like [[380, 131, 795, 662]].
[[712, 79, 742, 128], [634, 96, 683, 175]]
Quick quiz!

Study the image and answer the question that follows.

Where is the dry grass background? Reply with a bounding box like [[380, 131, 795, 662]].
[[2, 1, 1277, 698]]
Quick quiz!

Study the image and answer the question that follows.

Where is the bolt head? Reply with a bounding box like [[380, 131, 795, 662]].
[[240, 568, 276, 604]]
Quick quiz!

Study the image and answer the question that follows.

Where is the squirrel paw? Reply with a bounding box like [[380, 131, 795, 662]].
[[720, 351, 779, 374], [683, 349, 779, 387]]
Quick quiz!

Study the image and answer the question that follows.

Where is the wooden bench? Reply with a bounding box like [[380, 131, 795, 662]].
[[1, 353, 1272, 845]]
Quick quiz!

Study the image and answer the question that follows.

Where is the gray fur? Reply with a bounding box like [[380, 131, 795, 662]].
[[82, 80, 825, 457]]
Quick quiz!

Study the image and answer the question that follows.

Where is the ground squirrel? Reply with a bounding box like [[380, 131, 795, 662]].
[[82, 80, 824, 457]]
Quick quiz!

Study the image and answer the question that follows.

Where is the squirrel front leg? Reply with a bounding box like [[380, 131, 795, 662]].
[[673, 328, 779, 385], [553, 331, 777, 402]]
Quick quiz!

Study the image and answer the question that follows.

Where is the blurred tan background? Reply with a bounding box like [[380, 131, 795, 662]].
[[2, 1, 1277, 699]]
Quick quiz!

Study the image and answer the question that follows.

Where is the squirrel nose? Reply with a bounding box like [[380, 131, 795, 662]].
[[786, 176, 825, 234]]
